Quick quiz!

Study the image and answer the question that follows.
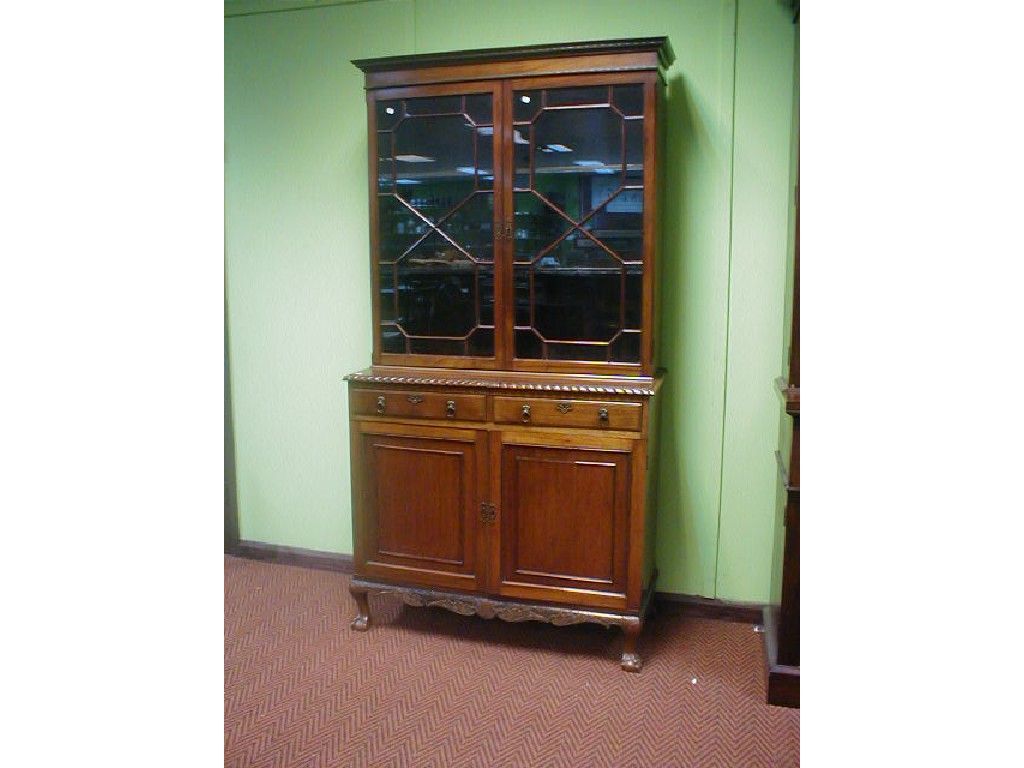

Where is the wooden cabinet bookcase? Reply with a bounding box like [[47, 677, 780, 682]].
[[346, 38, 673, 671]]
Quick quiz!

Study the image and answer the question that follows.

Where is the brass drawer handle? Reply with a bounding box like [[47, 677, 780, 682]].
[[376, 395, 386, 414], [598, 407, 609, 424], [522, 404, 531, 422], [446, 400, 456, 418], [407, 395, 424, 404]]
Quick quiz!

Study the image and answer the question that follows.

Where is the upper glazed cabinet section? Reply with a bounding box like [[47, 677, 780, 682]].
[[353, 38, 673, 375]]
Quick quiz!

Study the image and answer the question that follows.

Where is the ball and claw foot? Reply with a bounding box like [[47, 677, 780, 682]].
[[350, 588, 371, 632], [621, 651, 643, 672], [621, 624, 643, 672]]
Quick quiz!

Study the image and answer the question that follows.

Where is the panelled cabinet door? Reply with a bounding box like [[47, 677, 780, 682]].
[[496, 433, 633, 610], [371, 83, 503, 368], [353, 423, 488, 592]]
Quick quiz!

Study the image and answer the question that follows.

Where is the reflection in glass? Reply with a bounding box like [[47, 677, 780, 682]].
[[511, 84, 646, 364], [397, 232, 477, 337], [379, 196, 427, 264], [513, 191, 571, 264], [533, 108, 622, 220], [513, 91, 542, 122], [515, 266, 621, 343], [376, 100, 402, 130], [376, 92, 497, 359], [441, 193, 494, 263], [394, 113, 476, 222]]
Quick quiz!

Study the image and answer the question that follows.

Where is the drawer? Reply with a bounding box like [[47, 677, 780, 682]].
[[351, 389, 486, 422], [493, 396, 642, 431]]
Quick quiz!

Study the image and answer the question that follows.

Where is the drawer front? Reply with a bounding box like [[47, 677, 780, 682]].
[[493, 397, 642, 431], [352, 389, 486, 422]]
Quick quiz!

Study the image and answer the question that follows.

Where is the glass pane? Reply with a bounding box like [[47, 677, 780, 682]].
[[375, 92, 496, 361], [480, 270, 495, 326], [464, 94, 492, 125], [625, 120, 644, 186], [514, 273, 530, 326], [513, 128, 531, 189], [624, 269, 643, 329], [515, 328, 543, 360], [405, 95, 461, 114], [512, 86, 646, 365], [546, 86, 609, 107], [397, 232, 478, 337], [612, 84, 644, 117], [379, 263, 397, 322], [440, 192, 494, 263], [476, 133, 494, 191], [394, 113, 477, 222], [377, 131, 394, 193], [467, 327, 494, 357], [531, 269, 621, 343], [609, 332, 641, 363], [513, 90, 542, 122], [535, 228, 620, 272], [410, 337, 466, 356], [376, 100, 402, 130], [533, 108, 623, 221], [547, 341, 608, 362], [378, 195, 428, 264], [513, 191, 572, 264], [381, 323, 406, 354], [582, 189, 644, 262]]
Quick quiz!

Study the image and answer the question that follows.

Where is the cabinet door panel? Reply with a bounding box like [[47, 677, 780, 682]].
[[372, 83, 502, 368], [507, 77, 649, 368], [498, 437, 631, 607], [355, 425, 485, 591]]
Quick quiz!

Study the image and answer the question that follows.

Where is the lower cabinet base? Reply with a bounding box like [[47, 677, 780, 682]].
[[762, 605, 800, 707], [350, 575, 656, 672]]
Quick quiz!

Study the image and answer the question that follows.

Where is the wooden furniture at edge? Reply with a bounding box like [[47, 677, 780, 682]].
[[765, 174, 800, 706], [345, 38, 674, 672]]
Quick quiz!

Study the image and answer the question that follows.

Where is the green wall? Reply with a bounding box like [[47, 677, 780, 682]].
[[224, 0, 797, 602]]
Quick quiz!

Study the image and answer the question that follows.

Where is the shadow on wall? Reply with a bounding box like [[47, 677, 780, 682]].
[[655, 70, 717, 595]]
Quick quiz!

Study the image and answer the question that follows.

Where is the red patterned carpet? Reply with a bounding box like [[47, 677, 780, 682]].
[[225, 556, 799, 767]]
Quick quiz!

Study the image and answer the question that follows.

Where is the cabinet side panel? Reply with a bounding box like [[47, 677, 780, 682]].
[[643, 389, 663, 594]]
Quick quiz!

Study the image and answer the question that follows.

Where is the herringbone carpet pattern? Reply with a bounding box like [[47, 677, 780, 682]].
[[225, 556, 799, 767]]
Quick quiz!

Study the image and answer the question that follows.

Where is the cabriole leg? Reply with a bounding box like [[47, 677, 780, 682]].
[[350, 585, 371, 631], [621, 623, 642, 672]]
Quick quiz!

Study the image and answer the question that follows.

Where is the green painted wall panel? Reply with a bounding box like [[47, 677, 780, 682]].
[[715, 1, 796, 601], [225, 0, 415, 551], [225, 0, 797, 601]]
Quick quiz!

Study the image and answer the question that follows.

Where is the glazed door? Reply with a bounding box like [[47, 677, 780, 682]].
[[502, 74, 654, 373], [494, 432, 633, 610], [354, 422, 488, 592], [370, 82, 504, 368]]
